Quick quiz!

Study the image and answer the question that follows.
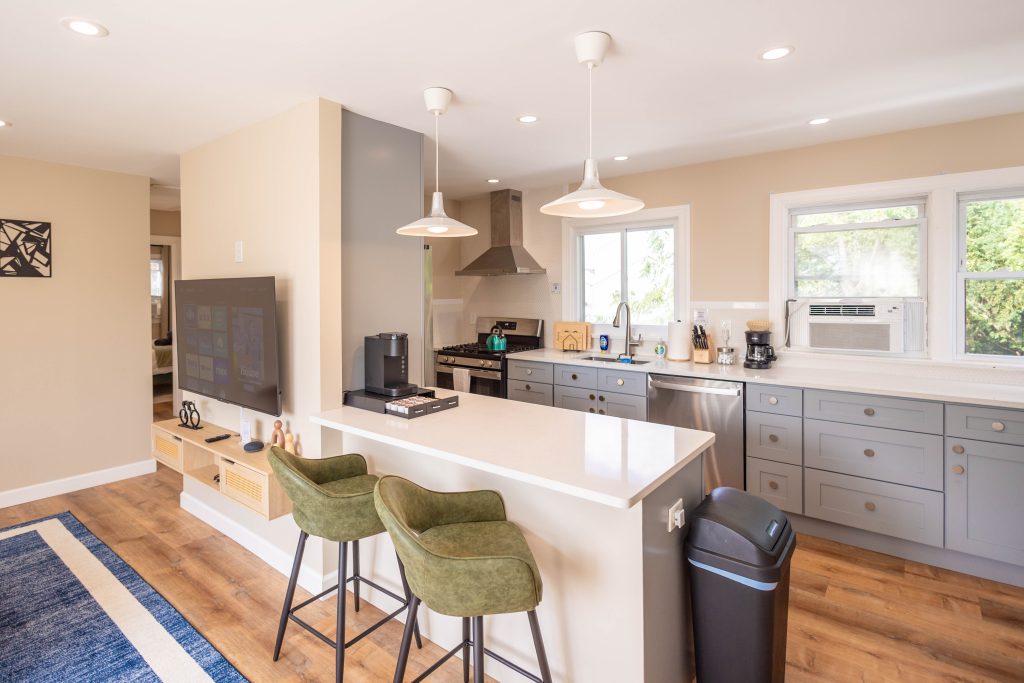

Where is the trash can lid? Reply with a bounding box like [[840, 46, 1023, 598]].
[[686, 487, 792, 568]]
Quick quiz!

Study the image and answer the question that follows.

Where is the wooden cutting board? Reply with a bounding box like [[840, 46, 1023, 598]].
[[554, 321, 592, 351]]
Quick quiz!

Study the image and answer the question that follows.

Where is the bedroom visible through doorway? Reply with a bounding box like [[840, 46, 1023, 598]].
[[150, 205, 181, 422]]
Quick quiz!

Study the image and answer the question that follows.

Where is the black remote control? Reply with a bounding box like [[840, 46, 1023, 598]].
[[205, 433, 231, 443]]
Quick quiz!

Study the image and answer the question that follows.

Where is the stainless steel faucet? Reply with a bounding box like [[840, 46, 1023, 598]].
[[612, 302, 643, 359]]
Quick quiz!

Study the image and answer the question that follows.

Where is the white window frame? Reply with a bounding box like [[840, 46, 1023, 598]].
[[956, 187, 1024, 364], [769, 164, 1024, 365], [562, 204, 690, 341], [788, 198, 928, 301]]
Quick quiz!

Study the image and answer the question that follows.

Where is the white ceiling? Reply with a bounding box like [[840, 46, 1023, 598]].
[[2, 0, 1024, 204]]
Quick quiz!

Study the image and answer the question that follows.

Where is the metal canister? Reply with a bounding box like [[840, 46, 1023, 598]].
[[716, 347, 736, 365]]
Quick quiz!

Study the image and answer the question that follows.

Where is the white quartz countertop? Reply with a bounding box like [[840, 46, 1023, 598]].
[[511, 349, 1024, 411], [312, 390, 714, 509]]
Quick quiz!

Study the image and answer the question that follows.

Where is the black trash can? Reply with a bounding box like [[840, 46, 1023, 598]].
[[686, 487, 796, 683]]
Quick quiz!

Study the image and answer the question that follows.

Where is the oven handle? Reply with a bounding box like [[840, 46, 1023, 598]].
[[436, 366, 502, 381]]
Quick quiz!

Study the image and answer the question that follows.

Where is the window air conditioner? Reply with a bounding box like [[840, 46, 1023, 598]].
[[805, 299, 925, 354]]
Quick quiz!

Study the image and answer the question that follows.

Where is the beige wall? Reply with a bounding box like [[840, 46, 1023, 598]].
[[441, 112, 1024, 343], [180, 99, 343, 458], [150, 209, 181, 237], [0, 156, 151, 492]]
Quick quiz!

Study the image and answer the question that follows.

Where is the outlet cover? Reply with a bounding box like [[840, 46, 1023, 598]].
[[551, 282, 561, 294]]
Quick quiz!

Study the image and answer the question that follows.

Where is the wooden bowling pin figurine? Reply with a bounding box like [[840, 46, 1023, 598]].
[[284, 431, 296, 454], [271, 420, 285, 448]]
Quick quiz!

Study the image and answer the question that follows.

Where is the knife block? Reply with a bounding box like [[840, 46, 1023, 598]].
[[693, 336, 715, 364]]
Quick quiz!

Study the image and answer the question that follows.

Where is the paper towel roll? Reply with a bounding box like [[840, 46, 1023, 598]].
[[667, 320, 690, 361]]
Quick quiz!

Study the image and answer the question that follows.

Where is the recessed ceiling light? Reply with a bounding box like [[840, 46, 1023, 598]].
[[760, 46, 793, 61], [613, 155, 629, 161], [808, 117, 831, 125], [487, 178, 500, 184], [518, 115, 538, 124], [61, 17, 109, 37]]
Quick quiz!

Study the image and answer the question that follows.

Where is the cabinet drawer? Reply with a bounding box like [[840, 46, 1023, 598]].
[[946, 438, 1024, 566], [508, 379, 553, 406], [804, 419, 943, 491], [746, 457, 803, 515], [804, 468, 943, 547], [597, 368, 647, 397], [598, 391, 647, 421], [804, 389, 942, 434], [554, 384, 598, 413], [553, 364, 598, 390], [151, 428, 183, 473], [220, 458, 270, 516], [746, 412, 802, 466], [946, 404, 1024, 447], [747, 384, 803, 417], [507, 360, 553, 384]]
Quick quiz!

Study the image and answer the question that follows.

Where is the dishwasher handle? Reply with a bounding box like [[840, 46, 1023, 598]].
[[648, 377, 743, 397]]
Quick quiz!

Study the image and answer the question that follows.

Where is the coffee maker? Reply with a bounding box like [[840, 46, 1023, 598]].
[[743, 330, 776, 369], [364, 333, 418, 397]]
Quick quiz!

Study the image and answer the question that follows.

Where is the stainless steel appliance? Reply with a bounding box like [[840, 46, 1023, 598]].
[[454, 190, 546, 276], [647, 375, 745, 491], [435, 316, 543, 397], [744, 330, 776, 369], [365, 333, 417, 397]]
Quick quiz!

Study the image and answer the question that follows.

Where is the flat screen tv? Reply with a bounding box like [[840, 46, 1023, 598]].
[[174, 276, 282, 416]]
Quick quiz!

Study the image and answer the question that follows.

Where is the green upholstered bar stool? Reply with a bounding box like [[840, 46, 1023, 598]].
[[268, 447, 422, 683], [374, 475, 553, 683]]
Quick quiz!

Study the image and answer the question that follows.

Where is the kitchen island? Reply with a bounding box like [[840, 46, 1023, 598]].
[[312, 390, 715, 683]]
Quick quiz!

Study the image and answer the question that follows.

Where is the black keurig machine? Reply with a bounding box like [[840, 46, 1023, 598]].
[[744, 330, 776, 369], [365, 333, 418, 397]]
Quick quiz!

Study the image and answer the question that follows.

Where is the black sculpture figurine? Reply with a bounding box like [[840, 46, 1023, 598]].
[[178, 400, 202, 430]]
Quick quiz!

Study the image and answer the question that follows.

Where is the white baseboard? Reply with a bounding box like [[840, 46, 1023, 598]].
[[179, 491, 330, 594], [0, 460, 157, 509]]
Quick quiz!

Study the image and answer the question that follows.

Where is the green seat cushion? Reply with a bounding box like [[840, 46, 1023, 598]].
[[321, 474, 379, 496]]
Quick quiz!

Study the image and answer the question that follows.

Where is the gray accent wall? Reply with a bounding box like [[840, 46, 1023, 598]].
[[341, 110, 425, 391]]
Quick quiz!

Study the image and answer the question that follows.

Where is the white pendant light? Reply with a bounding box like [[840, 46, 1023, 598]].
[[541, 32, 644, 218], [397, 87, 478, 237]]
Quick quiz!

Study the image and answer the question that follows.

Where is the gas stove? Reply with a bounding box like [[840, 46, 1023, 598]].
[[435, 317, 543, 397]]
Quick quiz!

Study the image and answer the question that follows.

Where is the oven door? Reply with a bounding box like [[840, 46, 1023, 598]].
[[435, 365, 504, 398]]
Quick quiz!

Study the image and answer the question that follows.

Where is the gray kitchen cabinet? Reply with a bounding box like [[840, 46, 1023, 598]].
[[746, 456, 803, 514], [598, 391, 647, 420], [804, 418, 944, 491], [747, 384, 803, 417], [507, 379, 553, 407], [945, 404, 1024, 448], [554, 384, 598, 413], [597, 368, 647, 397], [746, 411, 803, 466], [553, 364, 598, 390], [804, 389, 943, 434], [507, 360, 554, 384], [945, 437, 1024, 566]]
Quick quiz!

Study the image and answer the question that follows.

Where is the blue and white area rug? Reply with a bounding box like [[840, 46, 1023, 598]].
[[0, 512, 247, 682]]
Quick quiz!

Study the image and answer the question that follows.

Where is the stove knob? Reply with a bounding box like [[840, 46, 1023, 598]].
[[479, 360, 486, 367]]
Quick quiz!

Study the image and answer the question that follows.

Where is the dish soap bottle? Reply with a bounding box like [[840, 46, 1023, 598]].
[[654, 339, 667, 358]]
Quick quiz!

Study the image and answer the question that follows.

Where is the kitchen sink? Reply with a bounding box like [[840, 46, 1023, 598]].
[[582, 356, 650, 365]]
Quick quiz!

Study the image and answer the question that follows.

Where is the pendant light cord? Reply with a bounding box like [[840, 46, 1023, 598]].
[[588, 63, 594, 159], [434, 111, 440, 193]]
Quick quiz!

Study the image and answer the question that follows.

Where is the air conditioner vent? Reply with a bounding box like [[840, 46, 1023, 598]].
[[809, 304, 876, 317]]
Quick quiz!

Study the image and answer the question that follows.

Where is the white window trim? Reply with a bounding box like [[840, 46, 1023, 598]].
[[561, 204, 690, 342], [956, 187, 1024, 364], [769, 164, 1024, 366]]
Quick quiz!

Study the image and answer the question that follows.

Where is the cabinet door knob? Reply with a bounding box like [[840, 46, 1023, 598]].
[[598, 395, 605, 402], [952, 444, 965, 455], [767, 396, 779, 405], [768, 481, 779, 490], [992, 421, 1006, 432], [589, 394, 596, 400], [952, 465, 965, 475], [768, 434, 779, 443], [525, 384, 531, 391], [616, 378, 625, 386], [599, 409, 605, 415], [571, 373, 578, 380], [589, 408, 595, 413], [864, 501, 877, 512], [864, 407, 876, 416], [526, 369, 533, 375], [864, 448, 875, 458]]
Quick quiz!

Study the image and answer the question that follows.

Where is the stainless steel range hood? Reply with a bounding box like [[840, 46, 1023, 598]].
[[455, 189, 546, 276]]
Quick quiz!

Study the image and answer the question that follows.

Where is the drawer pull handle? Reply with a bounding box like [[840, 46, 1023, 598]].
[[589, 408, 595, 413], [526, 369, 533, 375], [768, 481, 779, 491], [589, 394, 596, 400], [525, 384, 531, 391], [952, 444, 965, 455], [599, 409, 605, 415], [571, 373, 578, 380], [598, 395, 606, 402], [768, 434, 779, 443], [952, 465, 965, 475], [992, 421, 1006, 432], [864, 407, 876, 416], [864, 448, 875, 458], [767, 396, 779, 405], [616, 378, 625, 386], [864, 501, 877, 512]]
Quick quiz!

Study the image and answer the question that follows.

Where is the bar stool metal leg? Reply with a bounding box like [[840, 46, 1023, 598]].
[[337, 541, 347, 683], [462, 617, 471, 683], [393, 595, 421, 683], [273, 530, 308, 661], [353, 540, 361, 612], [527, 610, 552, 683], [397, 557, 423, 649], [472, 616, 485, 683]]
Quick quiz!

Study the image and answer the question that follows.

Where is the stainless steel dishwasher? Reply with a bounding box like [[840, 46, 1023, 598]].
[[647, 375, 745, 492]]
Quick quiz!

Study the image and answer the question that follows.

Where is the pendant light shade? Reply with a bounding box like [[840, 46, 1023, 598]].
[[541, 32, 644, 219], [396, 87, 478, 237]]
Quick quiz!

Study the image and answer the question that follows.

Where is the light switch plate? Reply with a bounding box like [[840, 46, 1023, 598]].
[[551, 282, 561, 294], [668, 499, 685, 532]]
